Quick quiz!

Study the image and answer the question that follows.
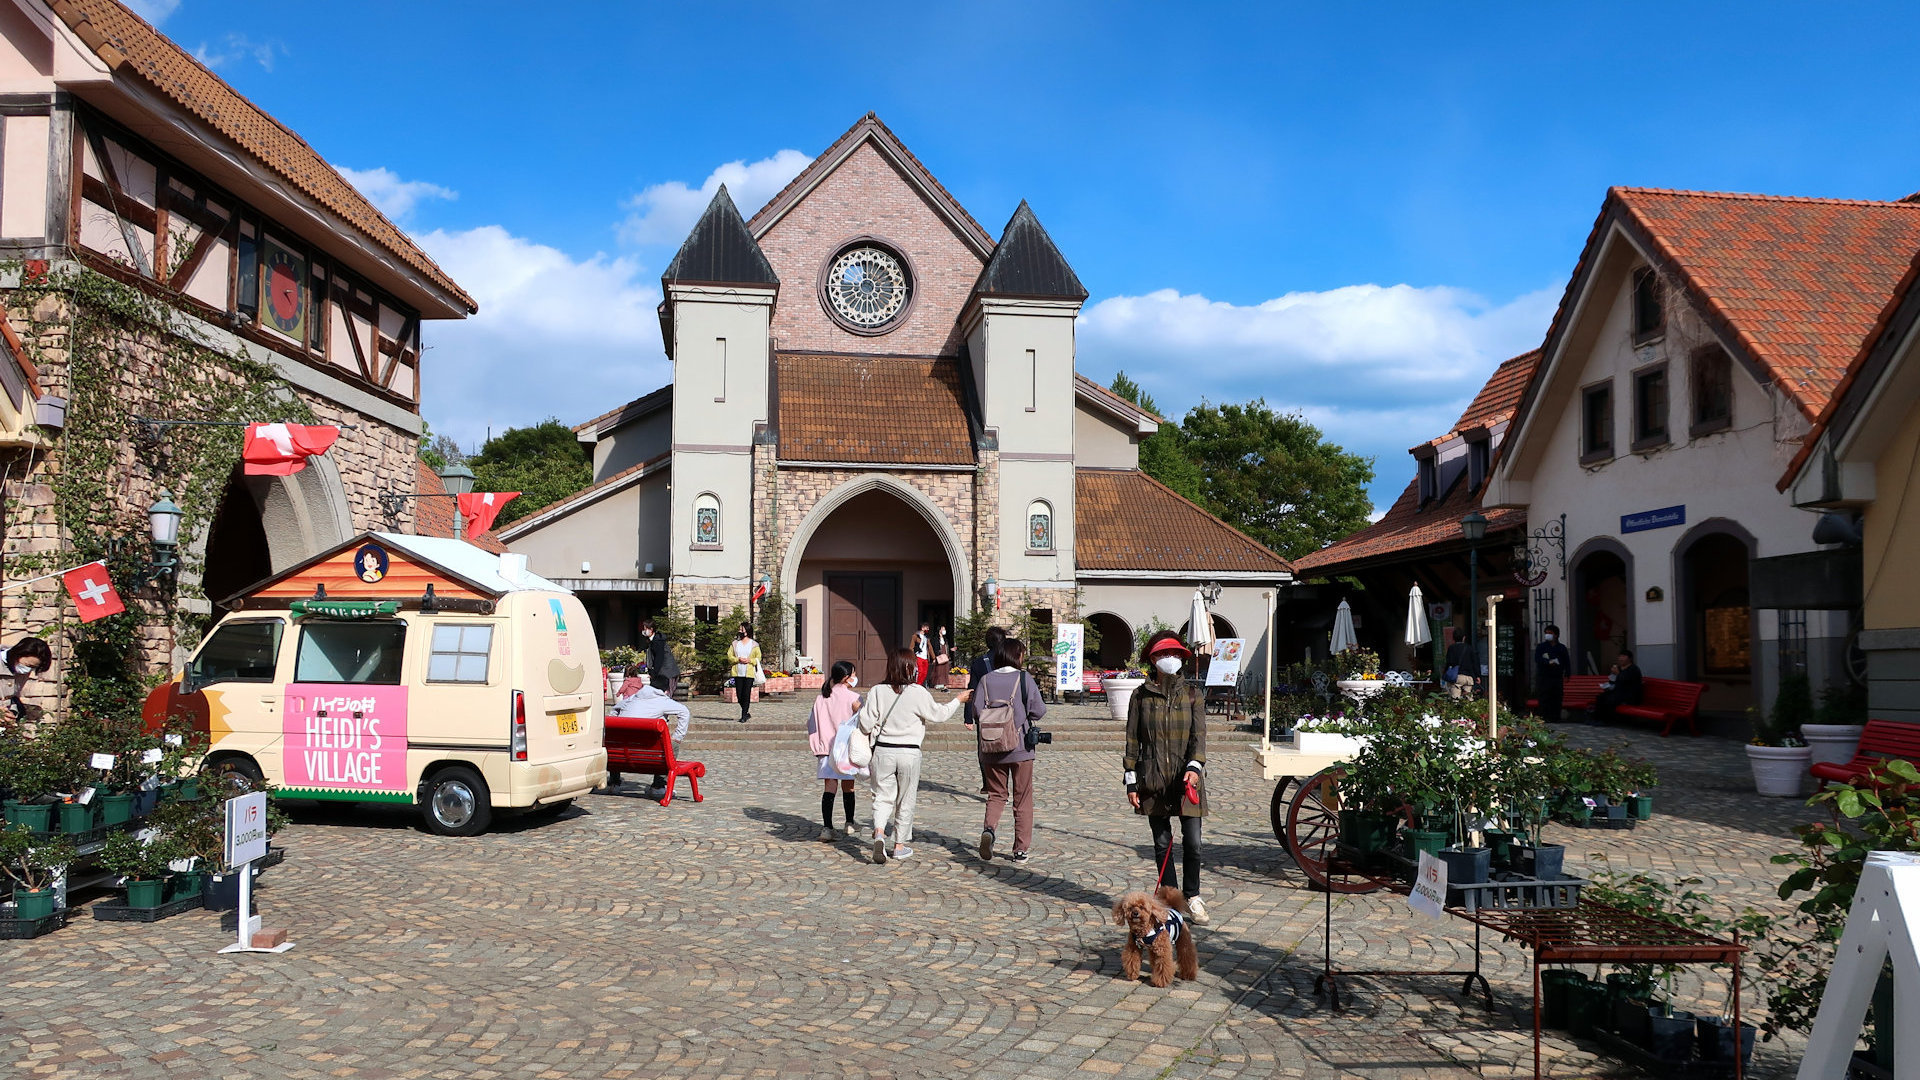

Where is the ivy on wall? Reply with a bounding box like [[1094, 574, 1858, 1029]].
[[3, 262, 315, 721]]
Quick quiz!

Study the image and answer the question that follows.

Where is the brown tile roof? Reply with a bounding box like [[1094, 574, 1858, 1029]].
[[775, 353, 975, 465], [1074, 468, 1293, 575], [46, 0, 475, 313], [1455, 350, 1538, 430], [1075, 373, 1163, 425], [496, 454, 663, 538], [571, 385, 671, 437], [412, 460, 507, 553]]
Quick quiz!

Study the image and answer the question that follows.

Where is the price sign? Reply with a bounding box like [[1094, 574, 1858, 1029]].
[[1408, 851, 1448, 919], [224, 791, 269, 867]]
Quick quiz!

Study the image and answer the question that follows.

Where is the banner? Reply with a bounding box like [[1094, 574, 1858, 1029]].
[[1054, 623, 1083, 692], [1205, 638, 1246, 687]]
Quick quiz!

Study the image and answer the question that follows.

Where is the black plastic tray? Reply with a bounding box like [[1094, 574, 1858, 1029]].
[[92, 893, 206, 922], [1590, 1027, 1743, 1076], [0, 909, 69, 939], [1447, 875, 1587, 911]]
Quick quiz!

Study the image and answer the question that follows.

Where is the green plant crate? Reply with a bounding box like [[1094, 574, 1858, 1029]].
[[92, 893, 204, 923]]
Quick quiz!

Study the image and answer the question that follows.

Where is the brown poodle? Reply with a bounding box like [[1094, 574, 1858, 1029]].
[[1112, 886, 1200, 987]]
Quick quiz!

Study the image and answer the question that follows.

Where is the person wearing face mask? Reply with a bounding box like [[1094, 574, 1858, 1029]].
[[0, 637, 51, 722], [639, 618, 679, 700], [807, 660, 864, 839], [1124, 630, 1210, 925], [1532, 624, 1572, 722]]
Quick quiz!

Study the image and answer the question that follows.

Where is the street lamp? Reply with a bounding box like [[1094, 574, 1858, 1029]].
[[437, 464, 475, 538], [147, 490, 183, 585], [1459, 510, 1487, 654], [984, 576, 999, 610]]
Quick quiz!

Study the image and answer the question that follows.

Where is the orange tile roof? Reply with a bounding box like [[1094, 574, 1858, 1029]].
[[775, 354, 975, 465], [412, 459, 507, 553], [1074, 468, 1292, 575], [1455, 350, 1538, 430], [46, 0, 475, 313]]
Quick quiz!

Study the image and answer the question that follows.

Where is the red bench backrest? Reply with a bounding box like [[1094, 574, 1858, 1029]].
[[1641, 679, 1706, 711], [1856, 719, 1920, 760], [605, 715, 674, 770]]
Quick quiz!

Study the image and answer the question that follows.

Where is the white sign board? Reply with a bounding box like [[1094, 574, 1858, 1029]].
[[1054, 624, 1083, 690], [1205, 638, 1247, 687], [224, 791, 269, 867], [1408, 850, 1448, 919]]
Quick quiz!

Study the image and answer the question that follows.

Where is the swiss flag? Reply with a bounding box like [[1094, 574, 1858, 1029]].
[[242, 422, 340, 476], [456, 491, 519, 536], [62, 562, 125, 623]]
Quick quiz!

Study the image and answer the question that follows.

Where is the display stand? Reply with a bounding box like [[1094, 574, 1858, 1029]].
[[216, 856, 290, 954], [215, 791, 291, 955], [1312, 872, 1493, 1010], [1798, 852, 1920, 1080]]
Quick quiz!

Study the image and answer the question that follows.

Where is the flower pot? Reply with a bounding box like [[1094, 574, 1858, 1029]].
[[1541, 969, 1587, 1028], [1567, 980, 1610, 1037], [180, 778, 201, 800], [1613, 995, 1653, 1044], [59, 801, 96, 834], [1484, 830, 1517, 870], [11, 886, 54, 920], [202, 872, 241, 911], [168, 871, 204, 902], [1404, 828, 1448, 858], [132, 789, 159, 818], [1561, 802, 1592, 825], [1603, 803, 1629, 822], [1101, 678, 1145, 722], [125, 879, 166, 908], [1604, 973, 1654, 1033], [1439, 846, 1492, 885], [1747, 743, 1813, 797], [1695, 1017, 1756, 1066], [1628, 793, 1654, 820], [1647, 1007, 1696, 1060], [1336, 809, 1398, 855], [796, 673, 825, 691], [99, 792, 136, 826], [1804, 723, 1867, 769], [3, 800, 52, 833], [1512, 842, 1565, 881]]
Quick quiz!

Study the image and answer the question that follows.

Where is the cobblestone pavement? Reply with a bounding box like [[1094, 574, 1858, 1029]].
[[2, 699, 1816, 1079]]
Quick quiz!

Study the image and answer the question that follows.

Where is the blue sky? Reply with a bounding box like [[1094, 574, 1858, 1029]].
[[133, 1, 1920, 508]]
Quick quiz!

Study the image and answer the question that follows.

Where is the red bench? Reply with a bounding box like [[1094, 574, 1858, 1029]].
[[1810, 719, 1920, 787], [1615, 677, 1708, 737], [1083, 672, 1106, 696], [1525, 675, 1608, 716], [604, 715, 705, 806]]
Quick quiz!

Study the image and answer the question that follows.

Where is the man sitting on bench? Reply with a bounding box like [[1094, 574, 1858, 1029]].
[[612, 675, 691, 794], [1587, 650, 1643, 727]]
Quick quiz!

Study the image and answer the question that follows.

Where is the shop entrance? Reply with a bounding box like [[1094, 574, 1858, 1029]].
[[826, 573, 901, 686], [1573, 548, 1630, 675]]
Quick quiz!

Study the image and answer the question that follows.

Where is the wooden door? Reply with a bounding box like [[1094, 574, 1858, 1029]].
[[826, 573, 900, 686]]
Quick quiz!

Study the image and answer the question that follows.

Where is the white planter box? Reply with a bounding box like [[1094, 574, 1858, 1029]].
[[1101, 678, 1145, 722], [1802, 724, 1865, 769], [1293, 731, 1366, 756]]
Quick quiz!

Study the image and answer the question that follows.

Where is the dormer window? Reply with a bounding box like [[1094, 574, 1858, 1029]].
[[1466, 436, 1490, 492], [1631, 267, 1664, 344], [1416, 452, 1438, 507]]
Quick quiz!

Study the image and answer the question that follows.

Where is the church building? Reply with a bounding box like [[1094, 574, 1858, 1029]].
[[503, 115, 1292, 682]]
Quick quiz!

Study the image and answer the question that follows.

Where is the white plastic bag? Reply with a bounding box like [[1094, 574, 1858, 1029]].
[[830, 705, 870, 777]]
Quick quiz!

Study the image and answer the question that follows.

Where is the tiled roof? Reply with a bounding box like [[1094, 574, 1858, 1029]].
[[496, 455, 664, 539], [1543, 188, 1920, 421], [571, 385, 671, 438], [1074, 468, 1292, 575], [974, 201, 1086, 301], [412, 460, 507, 554], [1074, 373, 1163, 426], [1455, 350, 1538, 430], [45, 0, 475, 313], [775, 354, 974, 465]]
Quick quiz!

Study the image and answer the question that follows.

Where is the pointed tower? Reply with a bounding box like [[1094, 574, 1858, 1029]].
[[662, 185, 779, 598], [964, 201, 1089, 592]]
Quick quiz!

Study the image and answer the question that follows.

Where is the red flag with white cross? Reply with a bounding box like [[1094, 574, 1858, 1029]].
[[455, 491, 519, 536], [242, 422, 340, 476], [62, 561, 125, 623]]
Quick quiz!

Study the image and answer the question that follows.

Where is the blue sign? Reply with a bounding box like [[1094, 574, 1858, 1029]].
[[1621, 505, 1685, 534]]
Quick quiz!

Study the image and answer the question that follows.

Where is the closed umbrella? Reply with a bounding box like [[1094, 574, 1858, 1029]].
[[1330, 600, 1357, 655], [1405, 585, 1431, 648], [1189, 589, 1214, 656]]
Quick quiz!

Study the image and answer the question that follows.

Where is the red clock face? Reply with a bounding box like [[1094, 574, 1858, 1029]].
[[262, 246, 307, 337]]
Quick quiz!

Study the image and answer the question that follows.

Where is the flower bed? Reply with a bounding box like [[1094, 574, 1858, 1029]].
[[719, 687, 761, 703], [762, 675, 796, 695], [796, 673, 825, 690]]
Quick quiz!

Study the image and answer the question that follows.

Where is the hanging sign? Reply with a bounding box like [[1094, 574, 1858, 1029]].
[[1206, 638, 1247, 687], [1054, 623, 1083, 692], [1408, 850, 1448, 919]]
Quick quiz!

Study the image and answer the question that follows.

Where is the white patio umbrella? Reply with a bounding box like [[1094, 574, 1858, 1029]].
[[1330, 599, 1357, 655], [1405, 584, 1431, 648], [1188, 588, 1215, 655]]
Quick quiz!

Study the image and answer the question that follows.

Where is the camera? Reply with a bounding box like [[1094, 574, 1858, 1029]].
[[1025, 726, 1053, 750]]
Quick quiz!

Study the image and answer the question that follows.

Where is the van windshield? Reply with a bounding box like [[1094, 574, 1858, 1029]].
[[186, 620, 283, 691], [295, 621, 407, 684]]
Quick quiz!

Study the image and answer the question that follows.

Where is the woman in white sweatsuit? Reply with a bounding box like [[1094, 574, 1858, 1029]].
[[857, 646, 970, 864]]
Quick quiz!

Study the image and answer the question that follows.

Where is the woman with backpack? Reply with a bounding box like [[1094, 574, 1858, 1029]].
[[855, 648, 971, 865], [807, 660, 864, 841], [1124, 630, 1210, 924], [973, 637, 1044, 863]]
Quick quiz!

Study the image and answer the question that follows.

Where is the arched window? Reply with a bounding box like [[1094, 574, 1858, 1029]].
[[1027, 500, 1053, 551], [693, 493, 722, 548]]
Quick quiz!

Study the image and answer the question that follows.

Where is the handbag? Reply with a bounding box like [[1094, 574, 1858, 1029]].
[[1443, 665, 1460, 684], [848, 690, 902, 769]]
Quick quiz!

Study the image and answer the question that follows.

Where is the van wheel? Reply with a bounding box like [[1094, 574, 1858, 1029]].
[[212, 756, 264, 792], [420, 766, 492, 836]]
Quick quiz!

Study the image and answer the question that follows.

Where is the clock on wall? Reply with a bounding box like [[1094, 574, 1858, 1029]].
[[823, 243, 911, 332], [260, 237, 308, 342]]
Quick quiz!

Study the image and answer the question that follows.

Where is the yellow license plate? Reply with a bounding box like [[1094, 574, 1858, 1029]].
[[556, 712, 581, 735]]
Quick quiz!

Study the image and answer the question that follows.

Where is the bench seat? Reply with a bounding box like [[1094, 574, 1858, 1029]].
[[1810, 719, 1920, 787], [604, 715, 705, 806], [1526, 675, 1608, 716], [1613, 677, 1708, 737]]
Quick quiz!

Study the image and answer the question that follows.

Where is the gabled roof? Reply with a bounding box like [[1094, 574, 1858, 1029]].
[[412, 460, 507, 554], [974, 201, 1087, 301], [1074, 468, 1293, 576], [775, 353, 974, 465], [44, 0, 475, 313], [1074, 374, 1162, 434], [496, 453, 667, 541], [746, 113, 995, 258], [228, 530, 560, 605], [1455, 350, 1538, 432], [661, 185, 778, 288], [571, 385, 672, 440]]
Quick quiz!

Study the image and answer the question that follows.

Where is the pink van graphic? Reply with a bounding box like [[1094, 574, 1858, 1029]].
[[283, 684, 409, 793]]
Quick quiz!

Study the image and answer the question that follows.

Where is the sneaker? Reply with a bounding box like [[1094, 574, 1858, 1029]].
[[871, 837, 888, 865], [843, 821, 858, 836], [1011, 850, 1030, 864], [819, 827, 836, 842], [978, 828, 995, 861], [1187, 897, 1210, 925], [892, 846, 914, 861]]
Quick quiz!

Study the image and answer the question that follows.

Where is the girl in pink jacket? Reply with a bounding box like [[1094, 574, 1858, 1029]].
[[808, 660, 862, 840]]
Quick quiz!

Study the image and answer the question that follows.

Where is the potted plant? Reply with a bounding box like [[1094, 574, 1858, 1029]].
[[1624, 756, 1658, 820], [98, 829, 177, 908], [0, 824, 74, 921], [1748, 674, 1813, 797], [1803, 679, 1868, 770], [1100, 668, 1147, 723], [0, 724, 63, 833]]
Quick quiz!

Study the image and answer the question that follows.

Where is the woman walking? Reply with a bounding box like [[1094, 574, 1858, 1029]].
[[857, 648, 970, 864], [931, 626, 951, 690], [807, 661, 863, 840], [974, 637, 1043, 863], [1124, 630, 1210, 924], [911, 623, 933, 686], [730, 622, 761, 723]]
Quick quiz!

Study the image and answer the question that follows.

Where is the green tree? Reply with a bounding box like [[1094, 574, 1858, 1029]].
[[1177, 401, 1373, 560], [467, 418, 591, 528], [1110, 372, 1206, 503]]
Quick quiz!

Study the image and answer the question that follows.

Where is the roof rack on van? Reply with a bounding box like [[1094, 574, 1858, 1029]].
[[232, 595, 496, 615]]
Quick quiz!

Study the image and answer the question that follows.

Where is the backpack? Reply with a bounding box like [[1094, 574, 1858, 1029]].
[[975, 671, 1029, 755]]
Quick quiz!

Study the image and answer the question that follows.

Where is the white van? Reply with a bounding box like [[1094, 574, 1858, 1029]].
[[147, 532, 607, 835]]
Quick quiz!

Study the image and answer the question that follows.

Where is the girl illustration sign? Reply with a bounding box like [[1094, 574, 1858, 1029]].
[[355, 543, 389, 583]]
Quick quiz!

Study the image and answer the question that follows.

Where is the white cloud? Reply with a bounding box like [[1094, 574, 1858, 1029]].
[[1077, 282, 1560, 506], [620, 149, 812, 247], [337, 166, 457, 223], [194, 33, 282, 72], [125, 0, 180, 26], [416, 226, 664, 451]]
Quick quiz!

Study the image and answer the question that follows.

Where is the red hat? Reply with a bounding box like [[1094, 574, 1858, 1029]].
[[1141, 632, 1193, 663]]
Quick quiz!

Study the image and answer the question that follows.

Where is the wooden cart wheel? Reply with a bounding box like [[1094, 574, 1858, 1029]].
[[1269, 776, 1294, 845], [1283, 766, 1399, 894]]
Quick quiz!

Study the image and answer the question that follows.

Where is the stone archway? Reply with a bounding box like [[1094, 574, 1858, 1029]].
[[198, 455, 354, 611]]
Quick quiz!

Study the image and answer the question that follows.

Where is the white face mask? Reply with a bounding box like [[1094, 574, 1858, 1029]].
[[1543, 633, 1555, 642], [11, 663, 31, 677], [1154, 656, 1184, 675], [848, 675, 858, 689]]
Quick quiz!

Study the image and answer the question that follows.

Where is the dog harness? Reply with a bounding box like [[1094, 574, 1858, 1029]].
[[1139, 909, 1186, 947]]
